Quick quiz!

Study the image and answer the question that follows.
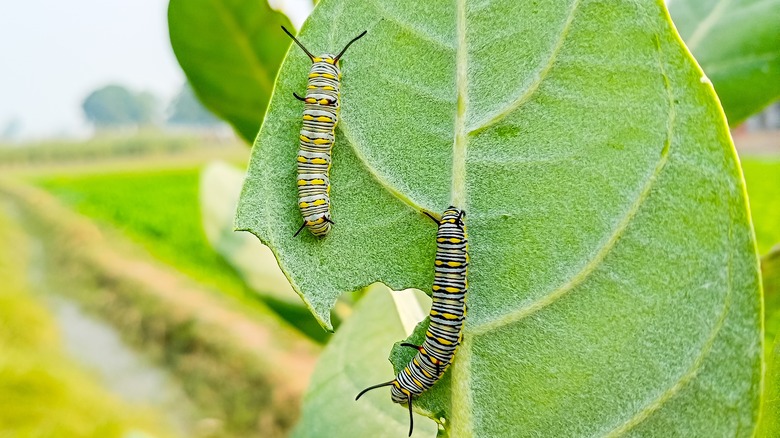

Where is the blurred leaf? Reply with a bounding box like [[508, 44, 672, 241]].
[[200, 161, 299, 304], [291, 285, 438, 437], [668, 0, 780, 125], [759, 332, 780, 437], [763, 246, 780, 352], [199, 161, 350, 342], [237, 0, 762, 435], [168, 0, 293, 143], [760, 246, 780, 436]]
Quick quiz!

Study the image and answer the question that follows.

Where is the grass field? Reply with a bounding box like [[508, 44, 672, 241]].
[[37, 168, 252, 300], [0, 209, 173, 438]]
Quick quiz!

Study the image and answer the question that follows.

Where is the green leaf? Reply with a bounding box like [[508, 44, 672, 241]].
[[291, 285, 439, 437], [668, 0, 780, 125], [168, 0, 294, 143], [237, 0, 762, 435]]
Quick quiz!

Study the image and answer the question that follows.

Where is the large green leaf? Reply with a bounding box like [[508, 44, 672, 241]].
[[168, 0, 294, 142], [291, 285, 438, 437], [237, 0, 762, 435], [668, 0, 780, 125]]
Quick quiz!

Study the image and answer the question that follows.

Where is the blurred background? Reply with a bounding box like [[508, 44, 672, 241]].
[[0, 1, 778, 437]]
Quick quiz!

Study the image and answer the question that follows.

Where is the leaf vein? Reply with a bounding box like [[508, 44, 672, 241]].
[[468, 0, 581, 135], [470, 35, 676, 336], [604, 226, 734, 437], [207, 0, 273, 93], [338, 123, 432, 215], [685, 0, 732, 52]]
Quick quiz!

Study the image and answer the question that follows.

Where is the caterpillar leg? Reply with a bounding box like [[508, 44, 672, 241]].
[[293, 92, 307, 102], [293, 221, 307, 237], [423, 211, 439, 224]]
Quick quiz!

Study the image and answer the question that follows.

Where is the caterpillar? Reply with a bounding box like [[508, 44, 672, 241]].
[[281, 26, 367, 238], [356, 207, 468, 436]]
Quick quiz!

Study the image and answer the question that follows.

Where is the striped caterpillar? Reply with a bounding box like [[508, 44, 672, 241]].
[[281, 26, 367, 238], [357, 207, 468, 436]]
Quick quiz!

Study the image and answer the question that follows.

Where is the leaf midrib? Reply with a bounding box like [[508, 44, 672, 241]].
[[207, 0, 273, 93]]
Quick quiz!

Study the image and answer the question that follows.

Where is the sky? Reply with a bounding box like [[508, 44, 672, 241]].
[[0, 0, 310, 141]]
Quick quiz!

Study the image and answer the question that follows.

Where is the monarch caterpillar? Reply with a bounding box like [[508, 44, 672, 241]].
[[356, 207, 468, 436], [281, 26, 367, 238]]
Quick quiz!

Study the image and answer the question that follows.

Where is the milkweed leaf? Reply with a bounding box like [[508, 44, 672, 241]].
[[237, 0, 762, 435]]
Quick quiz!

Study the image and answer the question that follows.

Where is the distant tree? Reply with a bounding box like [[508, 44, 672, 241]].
[[167, 83, 221, 127], [1, 118, 22, 141], [82, 84, 159, 127]]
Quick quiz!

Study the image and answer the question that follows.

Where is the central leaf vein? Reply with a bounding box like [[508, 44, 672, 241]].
[[451, 0, 469, 208]]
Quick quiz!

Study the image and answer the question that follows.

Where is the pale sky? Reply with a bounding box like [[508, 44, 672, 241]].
[[0, 0, 310, 140]]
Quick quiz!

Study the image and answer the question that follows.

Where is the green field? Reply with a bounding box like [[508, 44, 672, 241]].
[[37, 168, 250, 299], [742, 158, 780, 255]]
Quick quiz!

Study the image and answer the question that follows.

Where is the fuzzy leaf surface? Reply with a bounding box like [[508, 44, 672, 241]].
[[237, 0, 762, 435]]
